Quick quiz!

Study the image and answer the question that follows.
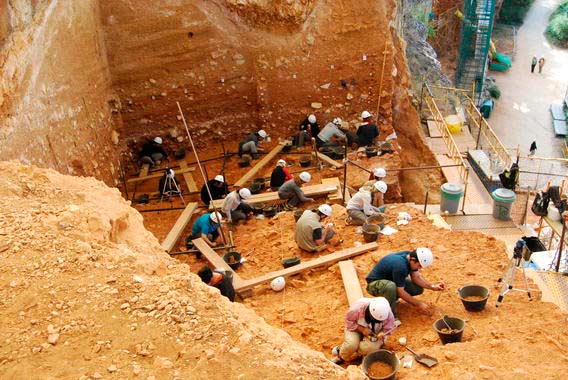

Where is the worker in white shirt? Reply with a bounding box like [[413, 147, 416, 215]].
[[346, 181, 387, 225]]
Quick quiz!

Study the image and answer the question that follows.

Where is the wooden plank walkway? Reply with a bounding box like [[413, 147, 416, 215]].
[[235, 242, 378, 291], [192, 238, 246, 289], [179, 161, 198, 192], [338, 260, 363, 306], [322, 177, 350, 204], [235, 143, 286, 187], [427, 120, 442, 138], [127, 166, 195, 184], [160, 202, 198, 252], [312, 151, 343, 169], [209, 183, 338, 209]]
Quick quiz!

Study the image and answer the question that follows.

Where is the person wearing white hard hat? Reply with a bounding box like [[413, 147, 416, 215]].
[[345, 184, 385, 226], [186, 211, 225, 251], [239, 130, 268, 158], [200, 174, 229, 205], [139, 136, 168, 167], [222, 187, 256, 224], [270, 159, 293, 190], [315, 117, 347, 147], [330, 297, 396, 365], [356, 111, 379, 147], [294, 204, 336, 252], [365, 248, 445, 317], [298, 114, 320, 146], [278, 171, 314, 210]]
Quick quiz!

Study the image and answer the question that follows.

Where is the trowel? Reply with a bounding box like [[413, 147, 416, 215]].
[[405, 346, 438, 368]]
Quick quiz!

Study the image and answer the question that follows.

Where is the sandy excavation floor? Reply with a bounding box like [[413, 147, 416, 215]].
[[132, 155, 568, 378]]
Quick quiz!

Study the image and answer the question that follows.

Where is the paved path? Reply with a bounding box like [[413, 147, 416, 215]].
[[489, 0, 568, 162]]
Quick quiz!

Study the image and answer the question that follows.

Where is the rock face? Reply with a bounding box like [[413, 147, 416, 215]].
[[0, 161, 364, 379], [0, 0, 120, 186]]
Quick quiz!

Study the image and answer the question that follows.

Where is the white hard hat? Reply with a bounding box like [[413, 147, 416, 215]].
[[416, 247, 434, 268], [308, 114, 317, 124], [258, 129, 267, 138], [153, 137, 163, 144], [299, 171, 311, 183], [361, 111, 372, 119], [214, 175, 224, 182], [238, 188, 252, 199], [369, 297, 391, 321], [209, 212, 222, 224], [374, 180, 387, 194], [318, 204, 333, 217], [277, 159, 286, 167], [270, 276, 286, 292], [373, 167, 387, 178], [333, 117, 342, 126]]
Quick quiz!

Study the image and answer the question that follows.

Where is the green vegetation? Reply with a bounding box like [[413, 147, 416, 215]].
[[498, 0, 535, 25], [546, 0, 568, 47], [409, 3, 437, 38], [488, 85, 501, 100]]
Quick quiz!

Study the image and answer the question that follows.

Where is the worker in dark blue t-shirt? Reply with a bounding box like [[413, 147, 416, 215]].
[[365, 249, 444, 317]]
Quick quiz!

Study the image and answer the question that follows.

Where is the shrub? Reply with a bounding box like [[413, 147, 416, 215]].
[[546, 1, 568, 46], [498, 0, 535, 25], [488, 85, 501, 100]]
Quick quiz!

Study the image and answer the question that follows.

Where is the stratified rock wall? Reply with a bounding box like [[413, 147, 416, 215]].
[[0, 0, 120, 185]]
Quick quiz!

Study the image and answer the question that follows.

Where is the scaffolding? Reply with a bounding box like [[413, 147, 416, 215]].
[[455, 0, 496, 104]]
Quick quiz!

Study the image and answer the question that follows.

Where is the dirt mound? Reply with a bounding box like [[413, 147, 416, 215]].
[[0, 161, 364, 379]]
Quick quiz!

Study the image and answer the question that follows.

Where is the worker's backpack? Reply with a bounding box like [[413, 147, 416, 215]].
[[531, 191, 550, 216]]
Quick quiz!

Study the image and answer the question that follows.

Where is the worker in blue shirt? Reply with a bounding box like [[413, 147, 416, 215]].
[[185, 212, 225, 253]]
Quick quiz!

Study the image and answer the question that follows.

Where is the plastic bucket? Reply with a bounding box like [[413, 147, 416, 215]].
[[362, 224, 381, 242], [440, 183, 463, 214], [293, 210, 304, 222], [252, 177, 266, 187], [223, 251, 242, 270], [433, 317, 465, 344], [445, 115, 462, 134], [362, 350, 399, 380], [491, 188, 516, 220], [263, 206, 277, 218], [458, 285, 489, 312], [299, 155, 312, 167]]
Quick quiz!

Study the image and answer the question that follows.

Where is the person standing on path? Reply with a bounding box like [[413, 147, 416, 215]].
[[538, 57, 545, 73], [531, 56, 537, 73]]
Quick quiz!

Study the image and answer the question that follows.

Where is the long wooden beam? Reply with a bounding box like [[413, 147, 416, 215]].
[[160, 202, 198, 252], [234, 142, 286, 187], [312, 151, 343, 169], [209, 183, 338, 209], [235, 242, 378, 291], [179, 161, 198, 192], [339, 260, 364, 306], [192, 238, 245, 289], [127, 166, 195, 184]]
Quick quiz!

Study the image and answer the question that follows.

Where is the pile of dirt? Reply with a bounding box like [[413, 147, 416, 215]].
[[0, 161, 365, 379]]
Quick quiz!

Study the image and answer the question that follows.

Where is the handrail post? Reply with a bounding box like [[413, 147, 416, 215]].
[[461, 167, 470, 214], [423, 188, 430, 215]]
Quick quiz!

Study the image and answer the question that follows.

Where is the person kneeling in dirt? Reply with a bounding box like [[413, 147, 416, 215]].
[[185, 212, 225, 253], [278, 171, 314, 210], [139, 136, 168, 167], [270, 159, 293, 190], [222, 188, 255, 224], [346, 181, 387, 225], [197, 266, 235, 302], [365, 248, 445, 318], [331, 297, 396, 365], [239, 129, 267, 158], [200, 175, 229, 205], [295, 204, 335, 253]]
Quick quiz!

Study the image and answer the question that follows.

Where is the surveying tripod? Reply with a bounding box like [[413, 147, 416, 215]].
[[159, 167, 185, 208], [496, 239, 532, 307]]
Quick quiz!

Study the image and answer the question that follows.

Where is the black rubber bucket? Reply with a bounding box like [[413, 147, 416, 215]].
[[263, 206, 277, 218], [366, 147, 378, 157], [252, 177, 266, 187], [293, 210, 304, 222], [249, 183, 263, 194], [223, 251, 242, 270], [433, 317, 465, 345], [362, 349, 399, 380], [362, 224, 381, 242], [299, 155, 312, 167], [458, 285, 489, 312], [329, 147, 344, 160], [282, 257, 301, 268]]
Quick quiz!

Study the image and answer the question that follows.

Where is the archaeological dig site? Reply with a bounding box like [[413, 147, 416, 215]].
[[2, 0, 568, 379]]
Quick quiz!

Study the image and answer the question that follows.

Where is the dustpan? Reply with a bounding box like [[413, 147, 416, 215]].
[[405, 347, 438, 368]]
